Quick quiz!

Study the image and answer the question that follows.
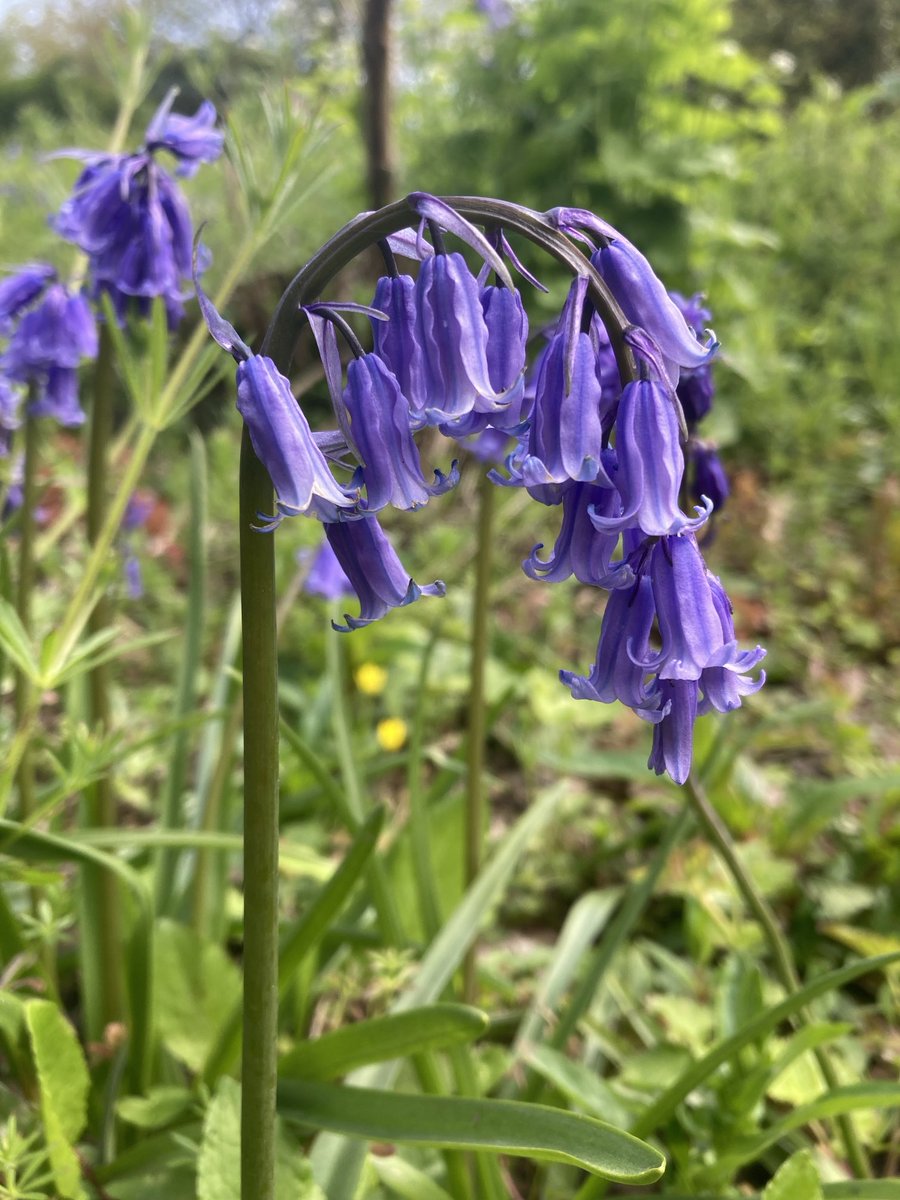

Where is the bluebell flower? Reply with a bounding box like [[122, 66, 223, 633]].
[[371, 272, 429, 425], [589, 374, 710, 537], [0, 264, 57, 334], [55, 92, 222, 327], [523, 472, 629, 587], [669, 292, 716, 427], [546, 207, 717, 386], [560, 573, 662, 720], [341, 352, 458, 512], [325, 515, 446, 632], [143, 93, 224, 176], [197, 288, 359, 526], [689, 441, 730, 512], [699, 572, 766, 713], [1, 282, 97, 426], [302, 538, 352, 601], [647, 680, 699, 785], [640, 534, 761, 682]]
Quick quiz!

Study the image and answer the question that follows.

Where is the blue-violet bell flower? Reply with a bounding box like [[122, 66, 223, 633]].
[[545, 207, 717, 387], [325, 515, 446, 632], [302, 538, 352, 601], [55, 91, 223, 327], [647, 680, 699, 785], [589, 372, 710, 537], [689, 441, 729, 513], [523, 472, 631, 587], [1, 282, 97, 426], [0, 264, 57, 334], [196, 287, 359, 527]]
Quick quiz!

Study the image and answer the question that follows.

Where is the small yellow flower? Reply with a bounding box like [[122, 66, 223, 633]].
[[355, 662, 388, 695], [376, 717, 408, 752]]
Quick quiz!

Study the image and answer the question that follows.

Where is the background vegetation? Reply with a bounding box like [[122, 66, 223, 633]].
[[1, 0, 899, 1197]]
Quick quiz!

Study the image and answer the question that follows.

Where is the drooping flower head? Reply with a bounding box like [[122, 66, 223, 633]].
[[55, 90, 224, 327], [0, 266, 97, 427]]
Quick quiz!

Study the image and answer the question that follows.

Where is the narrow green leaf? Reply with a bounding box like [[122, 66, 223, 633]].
[[0, 597, 38, 680], [280, 1004, 488, 1081], [511, 888, 620, 1062], [50, 629, 173, 687], [370, 1154, 455, 1200], [522, 1044, 633, 1130], [25, 999, 90, 1200], [823, 1184, 900, 1198], [280, 1080, 665, 1184], [309, 784, 566, 1197], [633, 952, 900, 1137], [762, 1151, 822, 1200], [723, 1082, 900, 1170]]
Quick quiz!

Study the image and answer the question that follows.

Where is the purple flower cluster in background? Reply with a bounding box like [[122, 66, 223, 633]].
[[55, 91, 223, 328], [0, 264, 98, 446], [201, 193, 765, 783]]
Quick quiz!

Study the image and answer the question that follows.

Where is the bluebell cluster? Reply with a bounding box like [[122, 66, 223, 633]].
[[202, 194, 765, 782]]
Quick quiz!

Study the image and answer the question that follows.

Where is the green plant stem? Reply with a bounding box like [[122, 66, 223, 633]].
[[80, 325, 125, 1037], [684, 775, 869, 1180], [14, 397, 39, 824], [462, 471, 494, 1004], [239, 428, 280, 1200]]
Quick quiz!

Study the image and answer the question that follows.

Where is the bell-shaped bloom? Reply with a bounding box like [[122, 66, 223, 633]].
[[523, 473, 629, 587], [144, 93, 224, 177], [560, 575, 662, 719], [371, 273, 429, 423], [590, 377, 710, 537], [1, 284, 97, 427], [342, 353, 458, 512], [590, 241, 717, 387], [325, 516, 446, 632], [0, 264, 56, 334], [647, 680, 699, 785], [545, 207, 717, 388], [699, 573, 766, 713], [415, 251, 513, 423], [55, 95, 221, 328], [512, 278, 610, 490], [438, 283, 531, 442], [302, 538, 352, 601], [197, 284, 359, 526], [638, 534, 759, 682], [689, 442, 729, 512], [237, 355, 358, 526]]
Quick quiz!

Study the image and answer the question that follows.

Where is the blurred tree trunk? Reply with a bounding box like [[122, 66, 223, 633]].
[[361, 0, 394, 211]]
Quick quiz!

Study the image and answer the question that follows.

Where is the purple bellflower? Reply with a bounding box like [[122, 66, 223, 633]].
[[647, 680, 699, 785], [700, 572, 766, 714], [325, 516, 446, 632], [0, 264, 57, 334], [589, 373, 710, 537], [55, 91, 223, 327], [307, 308, 458, 514], [302, 538, 352, 601], [689, 441, 730, 512], [197, 287, 359, 527], [546, 207, 718, 387], [639, 534, 766, 683], [0, 275, 97, 427], [560, 573, 662, 720], [523, 472, 629, 587]]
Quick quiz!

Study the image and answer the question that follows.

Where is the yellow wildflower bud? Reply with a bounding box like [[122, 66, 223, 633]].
[[376, 717, 408, 752]]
